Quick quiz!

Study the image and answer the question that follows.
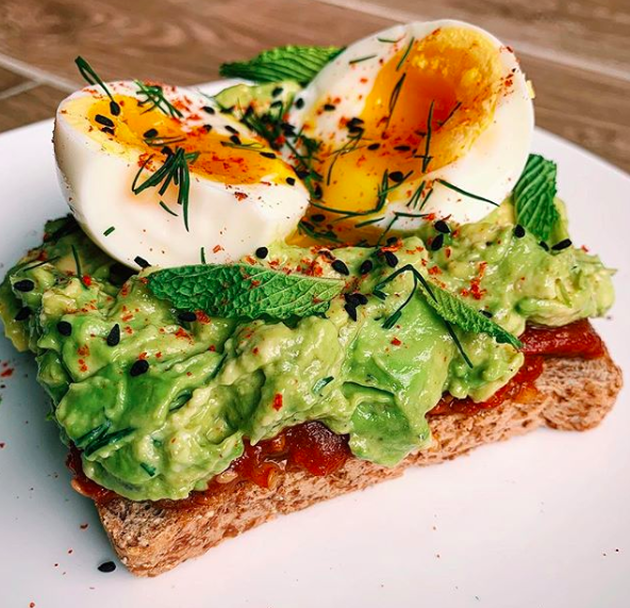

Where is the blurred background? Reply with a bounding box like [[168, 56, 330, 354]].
[[0, 0, 627, 170]]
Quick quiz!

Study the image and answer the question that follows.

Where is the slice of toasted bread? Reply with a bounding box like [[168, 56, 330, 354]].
[[96, 350, 622, 576]]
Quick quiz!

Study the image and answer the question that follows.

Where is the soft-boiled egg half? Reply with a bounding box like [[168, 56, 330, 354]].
[[54, 81, 309, 268], [286, 20, 534, 236]]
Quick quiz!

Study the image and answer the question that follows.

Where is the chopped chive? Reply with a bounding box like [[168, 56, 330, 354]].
[[312, 376, 334, 394], [396, 37, 415, 70], [74, 56, 117, 111], [377, 36, 405, 44], [421, 100, 434, 172], [386, 72, 406, 128], [349, 54, 377, 65], [159, 201, 178, 216], [435, 179, 498, 206], [103, 226, 115, 236], [71, 245, 86, 288], [200, 246, 206, 264]]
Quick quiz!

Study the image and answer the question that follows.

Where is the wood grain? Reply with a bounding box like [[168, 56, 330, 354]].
[[0, 66, 27, 95], [0, 84, 67, 131], [317, 0, 630, 79], [0, 0, 627, 171]]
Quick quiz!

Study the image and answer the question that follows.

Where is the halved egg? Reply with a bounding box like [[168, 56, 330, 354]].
[[54, 81, 310, 268], [286, 20, 534, 236]]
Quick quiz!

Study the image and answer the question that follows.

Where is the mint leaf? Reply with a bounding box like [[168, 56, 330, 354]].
[[375, 264, 522, 351], [147, 264, 345, 320], [513, 154, 559, 241], [220, 45, 343, 85]]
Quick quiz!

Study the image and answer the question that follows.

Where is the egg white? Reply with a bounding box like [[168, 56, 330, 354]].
[[287, 20, 534, 229], [54, 81, 310, 269]]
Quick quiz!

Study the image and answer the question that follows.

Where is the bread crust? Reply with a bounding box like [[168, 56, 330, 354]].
[[96, 351, 622, 576]]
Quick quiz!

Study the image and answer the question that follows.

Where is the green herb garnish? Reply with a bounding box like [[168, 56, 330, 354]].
[[74, 56, 119, 114], [349, 54, 377, 65], [513, 154, 559, 241], [132, 148, 194, 231], [435, 179, 498, 206], [396, 37, 415, 70], [374, 264, 521, 367], [148, 264, 345, 320], [134, 80, 183, 118], [103, 226, 115, 237], [386, 72, 406, 129], [313, 376, 334, 394], [220, 45, 343, 85]]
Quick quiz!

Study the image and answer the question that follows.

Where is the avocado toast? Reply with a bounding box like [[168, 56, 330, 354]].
[[0, 21, 623, 576]]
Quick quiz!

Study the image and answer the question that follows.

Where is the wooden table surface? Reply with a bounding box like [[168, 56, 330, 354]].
[[0, 0, 628, 171]]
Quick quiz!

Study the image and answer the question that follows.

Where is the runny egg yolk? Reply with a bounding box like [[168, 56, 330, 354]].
[[313, 27, 504, 214], [80, 93, 292, 185]]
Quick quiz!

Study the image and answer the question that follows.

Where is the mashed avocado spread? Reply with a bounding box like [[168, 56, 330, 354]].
[[0, 201, 613, 500]]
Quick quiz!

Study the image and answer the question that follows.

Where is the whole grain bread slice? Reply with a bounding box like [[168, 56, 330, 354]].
[[97, 350, 622, 576]]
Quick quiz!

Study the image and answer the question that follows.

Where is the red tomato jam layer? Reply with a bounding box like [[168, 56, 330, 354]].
[[67, 319, 605, 505]]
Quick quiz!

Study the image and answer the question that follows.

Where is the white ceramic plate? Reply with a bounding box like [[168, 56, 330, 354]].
[[1, 81, 628, 608]]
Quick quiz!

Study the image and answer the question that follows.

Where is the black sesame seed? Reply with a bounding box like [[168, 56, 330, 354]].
[[539, 241, 550, 251], [296, 169, 309, 179], [178, 311, 197, 323], [344, 293, 361, 307], [286, 177, 296, 186], [225, 125, 238, 134], [202, 105, 216, 115], [311, 214, 325, 223], [384, 251, 398, 268], [513, 224, 526, 238], [295, 98, 305, 109], [281, 122, 296, 135], [323, 103, 336, 111], [359, 259, 373, 275], [230, 134, 242, 145], [101, 126, 115, 136], [347, 117, 364, 126], [134, 256, 150, 269], [130, 359, 149, 377], [552, 238, 572, 251], [272, 86, 284, 98], [143, 128, 158, 139], [161, 146, 173, 156], [108, 262, 134, 287], [480, 310, 493, 318], [95, 114, 114, 128], [430, 234, 444, 251], [57, 321, 72, 336], [14, 306, 31, 321], [109, 101, 121, 116], [389, 171, 404, 183], [202, 124, 213, 132], [367, 143, 381, 151], [260, 152, 276, 159], [98, 560, 117, 573], [313, 184, 323, 199], [106, 324, 120, 347], [345, 292, 368, 307], [434, 220, 450, 234], [394, 145, 411, 151], [386, 236, 398, 246], [13, 279, 35, 292], [219, 105, 234, 114], [344, 303, 357, 321], [255, 247, 268, 259], [331, 259, 350, 276]]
